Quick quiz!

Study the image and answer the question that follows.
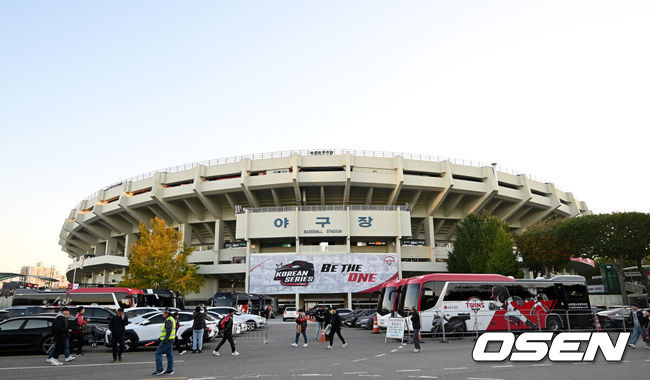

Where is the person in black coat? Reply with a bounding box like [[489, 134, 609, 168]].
[[324, 306, 332, 327], [108, 308, 129, 362], [192, 305, 207, 353], [410, 306, 421, 352], [326, 307, 347, 349], [48, 307, 71, 366]]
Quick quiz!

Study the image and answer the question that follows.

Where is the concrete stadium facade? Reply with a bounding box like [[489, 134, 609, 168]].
[[59, 150, 589, 306]]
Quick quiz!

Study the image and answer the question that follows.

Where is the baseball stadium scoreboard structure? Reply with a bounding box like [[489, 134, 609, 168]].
[[59, 150, 589, 307]]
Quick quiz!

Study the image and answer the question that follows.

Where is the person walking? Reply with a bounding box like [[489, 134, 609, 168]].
[[324, 306, 332, 329], [627, 304, 650, 349], [192, 305, 207, 353], [314, 306, 325, 341], [410, 306, 421, 353], [152, 309, 176, 376], [108, 308, 129, 362], [172, 311, 187, 356], [292, 310, 308, 347], [47, 307, 71, 366], [212, 309, 239, 357], [71, 306, 89, 356], [326, 307, 347, 349]]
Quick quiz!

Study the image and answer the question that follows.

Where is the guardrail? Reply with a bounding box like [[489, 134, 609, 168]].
[[243, 204, 412, 214], [81, 149, 554, 202]]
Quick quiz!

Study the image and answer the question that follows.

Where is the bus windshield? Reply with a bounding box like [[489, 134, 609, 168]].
[[402, 283, 421, 313], [213, 293, 234, 307], [378, 286, 396, 315]]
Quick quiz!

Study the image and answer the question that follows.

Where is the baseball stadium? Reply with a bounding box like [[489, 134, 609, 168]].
[[59, 150, 590, 307]]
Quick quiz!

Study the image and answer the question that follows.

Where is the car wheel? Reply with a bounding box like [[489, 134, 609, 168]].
[[246, 320, 256, 331], [40, 336, 55, 355], [545, 315, 562, 332]]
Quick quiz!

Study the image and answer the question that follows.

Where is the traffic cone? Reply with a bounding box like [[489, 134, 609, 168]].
[[372, 315, 379, 334], [594, 315, 602, 331], [320, 329, 327, 343]]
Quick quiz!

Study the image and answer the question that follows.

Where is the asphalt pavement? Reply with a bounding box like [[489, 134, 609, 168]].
[[0, 320, 648, 380]]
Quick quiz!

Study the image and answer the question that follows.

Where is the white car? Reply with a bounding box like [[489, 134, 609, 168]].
[[207, 306, 266, 330], [104, 311, 216, 351], [124, 307, 160, 316], [283, 307, 298, 321]]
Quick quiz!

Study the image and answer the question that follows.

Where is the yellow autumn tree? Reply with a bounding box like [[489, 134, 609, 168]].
[[119, 217, 204, 295]]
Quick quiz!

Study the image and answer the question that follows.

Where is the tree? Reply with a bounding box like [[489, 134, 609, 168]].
[[448, 213, 521, 277], [517, 218, 572, 278], [119, 217, 204, 295], [561, 213, 650, 305]]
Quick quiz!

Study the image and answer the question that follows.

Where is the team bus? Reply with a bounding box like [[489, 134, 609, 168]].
[[11, 289, 68, 306], [140, 289, 185, 309], [375, 278, 409, 328], [211, 291, 277, 315], [66, 287, 145, 309], [400, 273, 593, 334]]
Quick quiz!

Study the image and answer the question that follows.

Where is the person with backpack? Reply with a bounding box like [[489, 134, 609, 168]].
[[291, 310, 308, 347], [212, 309, 239, 357], [192, 305, 207, 353], [47, 307, 72, 366], [326, 307, 347, 349]]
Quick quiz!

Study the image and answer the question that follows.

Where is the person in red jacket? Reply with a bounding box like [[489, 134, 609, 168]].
[[72, 307, 89, 356], [291, 310, 308, 347]]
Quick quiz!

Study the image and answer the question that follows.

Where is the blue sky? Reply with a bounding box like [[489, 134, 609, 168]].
[[1, 1, 649, 273]]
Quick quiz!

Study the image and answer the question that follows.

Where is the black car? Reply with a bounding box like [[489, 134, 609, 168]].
[[344, 309, 375, 327], [0, 315, 57, 354], [596, 308, 634, 331], [2, 306, 47, 320]]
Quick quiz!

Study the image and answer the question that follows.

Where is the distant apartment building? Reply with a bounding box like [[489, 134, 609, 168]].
[[20, 262, 69, 288]]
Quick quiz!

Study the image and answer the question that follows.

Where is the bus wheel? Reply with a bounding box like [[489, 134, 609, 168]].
[[545, 316, 562, 331]]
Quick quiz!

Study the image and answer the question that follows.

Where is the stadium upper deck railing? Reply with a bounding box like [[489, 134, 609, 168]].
[[82, 149, 553, 202]]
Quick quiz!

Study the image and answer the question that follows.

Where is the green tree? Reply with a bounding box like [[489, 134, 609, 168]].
[[517, 218, 572, 278], [448, 213, 521, 277], [119, 217, 204, 295]]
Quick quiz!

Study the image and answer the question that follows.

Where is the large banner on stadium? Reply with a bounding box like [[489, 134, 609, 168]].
[[249, 253, 399, 294]]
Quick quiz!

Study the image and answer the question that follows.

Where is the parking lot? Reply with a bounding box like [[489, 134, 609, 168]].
[[0, 319, 648, 380]]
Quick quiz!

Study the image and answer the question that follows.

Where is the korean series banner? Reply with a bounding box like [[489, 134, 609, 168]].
[[248, 253, 399, 294]]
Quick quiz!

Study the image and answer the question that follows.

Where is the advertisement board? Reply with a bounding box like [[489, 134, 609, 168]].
[[248, 253, 398, 294]]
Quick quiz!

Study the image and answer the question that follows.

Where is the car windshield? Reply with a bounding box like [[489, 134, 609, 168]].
[[286, 307, 296, 311]]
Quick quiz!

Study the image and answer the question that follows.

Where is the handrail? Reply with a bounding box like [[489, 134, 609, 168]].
[[81, 149, 555, 202]]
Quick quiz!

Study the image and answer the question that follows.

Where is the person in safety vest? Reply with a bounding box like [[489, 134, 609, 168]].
[[152, 308, 176, 376]]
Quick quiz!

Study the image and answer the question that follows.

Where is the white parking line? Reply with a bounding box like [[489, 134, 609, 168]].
[[408, 377, 438, 379], [531, 364, 552, 367], [375, 353, 387, 357], [291, 375, 332, 377], [0, 360, 185, 371], [344, 372, 368, 375], [467, 378, 504, 380], [443, 367, 467, 370], [390, 349, 398, 352], [397, 369, 421, 372], [353, 358, 368, 362], [491, 365, 513, 368], [358, 375, 381, 378]]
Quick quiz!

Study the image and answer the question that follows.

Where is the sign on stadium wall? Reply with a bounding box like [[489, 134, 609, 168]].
[[249, 253, 399, 294]]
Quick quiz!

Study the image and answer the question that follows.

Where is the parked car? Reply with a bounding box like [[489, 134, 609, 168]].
[[283, 307, 298, 321], [355, 314, 374, 329], [305, 304, 334, 317], [596, 307, 634, 331], [0, 315, 57, 354], [207, 306, 265, 330], [3, 306, 47, 319], [104, 311, 204, 351], [125, 307, 160, 316], [344, 309, 375, 327], [337, 308, 353, 317]]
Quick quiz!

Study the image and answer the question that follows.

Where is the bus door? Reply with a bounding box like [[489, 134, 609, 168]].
[[418, 281, 444, 331]]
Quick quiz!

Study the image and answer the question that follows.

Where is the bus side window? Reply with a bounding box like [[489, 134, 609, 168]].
[[420, 281, 443, 310]]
